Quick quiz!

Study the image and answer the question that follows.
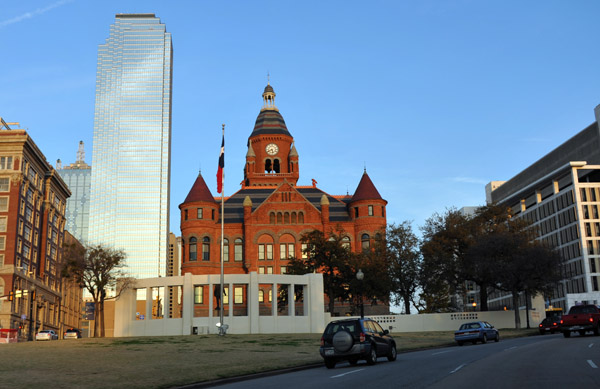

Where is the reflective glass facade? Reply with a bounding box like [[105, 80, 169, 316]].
[[58, 164, 91, 243], [89, 14, 172, 279]]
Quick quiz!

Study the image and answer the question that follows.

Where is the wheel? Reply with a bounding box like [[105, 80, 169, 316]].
[[324, 358, 336, 369], [579, 330, 586, 337], [495, 333, 500, 342], [481, 334, 487, 344], [457, 341, 464, 346], [366, 344, 377, 365], [348, 358, 359, 366], [563, 331, 571, 338], [387, 343, 397, 362]]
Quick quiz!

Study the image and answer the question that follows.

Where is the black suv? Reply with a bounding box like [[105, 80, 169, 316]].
[[319, 318, 397, 369]]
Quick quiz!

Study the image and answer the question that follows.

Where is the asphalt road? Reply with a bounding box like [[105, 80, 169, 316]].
[[211, 333, 600, 388]]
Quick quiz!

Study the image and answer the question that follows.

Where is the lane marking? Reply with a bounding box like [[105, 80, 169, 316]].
[[504, 346, 517, 351], [588, 360, 598, 369], [331, 369, 365, 378], [450, 364, 466, 374], [432, 350, 453, 355], [589, 343, 594, 348]]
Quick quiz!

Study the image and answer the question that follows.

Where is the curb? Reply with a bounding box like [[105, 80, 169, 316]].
[[174, 363, 323, 388]]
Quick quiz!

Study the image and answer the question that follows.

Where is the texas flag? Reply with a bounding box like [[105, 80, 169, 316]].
[[217, 133, 224, 194]]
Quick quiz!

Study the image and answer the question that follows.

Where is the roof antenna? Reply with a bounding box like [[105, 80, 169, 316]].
[[267, 71, 270, 85], [364, 162, 367, 173]]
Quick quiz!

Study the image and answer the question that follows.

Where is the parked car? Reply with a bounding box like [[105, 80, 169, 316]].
[[319, 318, 397, 369], [36, 330, 58, 341], [64, 328, 82, 339], [454, 321, 499, 346], [538, 316, 561, 335]]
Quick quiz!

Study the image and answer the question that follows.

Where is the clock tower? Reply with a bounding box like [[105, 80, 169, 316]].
[[243, 84, 299, 187]]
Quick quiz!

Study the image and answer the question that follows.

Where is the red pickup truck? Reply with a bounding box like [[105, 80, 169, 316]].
[[560, 304, 600, 338]]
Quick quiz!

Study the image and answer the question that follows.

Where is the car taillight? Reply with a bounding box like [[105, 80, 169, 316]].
[[539, 324, 542, 328], [560, 319, 563, 324], [590, 317, 594, 323], [553, 322, 557, 326], [360, 333, 365, 342], [320, 337, 324, 346]]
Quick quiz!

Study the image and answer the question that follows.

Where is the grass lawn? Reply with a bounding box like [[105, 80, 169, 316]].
[[0, 329, 538, 389]]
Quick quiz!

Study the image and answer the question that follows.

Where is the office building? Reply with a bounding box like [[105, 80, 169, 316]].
[[57, 141, 91, 243], [89, 14, 173, 279], [487, 105, 600, 312]]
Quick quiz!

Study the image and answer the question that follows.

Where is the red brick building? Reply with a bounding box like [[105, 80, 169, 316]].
[[179, 85, 388, 315], [0, 118, 78, 339]]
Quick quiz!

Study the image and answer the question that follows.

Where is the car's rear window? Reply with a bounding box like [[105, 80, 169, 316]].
[[66, 329, 78, 333], [460, 323, 481, 330], [325, 321, 360, 335], [569, 305, 599, 314]]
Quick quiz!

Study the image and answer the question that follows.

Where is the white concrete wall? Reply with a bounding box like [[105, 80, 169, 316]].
[[114, 272, 325, 337]]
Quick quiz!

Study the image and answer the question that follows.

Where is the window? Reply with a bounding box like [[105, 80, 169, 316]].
[[368, 205, 374, 216], [23, 245, 30, 259], [197, 208, 203, 219], [0, 236, 4, 250], [234, 238, 243, 262], [267, 266, 273, 274], [341, 236, 351, 250], [202, 237, 210, 261], [0, 197, 7, 211], [184, 210, 188, 220], [0, 178, 8, 192], [270, 212, 275, 224], [0, 254, 4, 266], [189, 237, 197, 261], [222, 238, 229, 262], [280, 243, 295, 259], [0, 217, 6, 232], [258, 267, 265, 274], [259, 290, 264, 302], [361, 234, 370, 251], [0, 156, 12, 170], [281, 266, 287, 274], [301, 243, 308, 259], [298, 212, 304, 224], [194, 286, 203, 304], [291, 212, 297, 224], [259, 243, 273, 260], [354, 208, 359, 217], [234, 287, 243, 304]]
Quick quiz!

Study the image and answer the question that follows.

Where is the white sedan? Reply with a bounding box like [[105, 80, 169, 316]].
[[35, 330, 58, 341]]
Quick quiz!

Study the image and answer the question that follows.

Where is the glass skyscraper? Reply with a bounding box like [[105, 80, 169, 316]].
[[89, 14, 172, 279], [57, 141, 91, 243]]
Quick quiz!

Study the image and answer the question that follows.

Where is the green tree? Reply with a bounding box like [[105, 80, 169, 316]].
[[419, 209, 473, 312], [62, 244, 130, 337], [287, 228, 353, 314], [386, 222, 421, 314]]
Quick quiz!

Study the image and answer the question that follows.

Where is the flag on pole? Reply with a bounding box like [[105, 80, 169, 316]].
[[217, 129, 225, 194]]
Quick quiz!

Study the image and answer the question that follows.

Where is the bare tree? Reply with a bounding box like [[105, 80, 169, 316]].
[[62, 244, 131, 337]]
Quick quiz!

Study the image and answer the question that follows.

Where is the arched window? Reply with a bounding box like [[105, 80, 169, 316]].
[[270, 212, 275, 224], [291, 212, 297, 224], [342, 236, 351, 250], [222, 238, 229, 262], [298, 212, 304, 224], [189, 237, 197, 261], [277, 212, 283, 224], [265, 159, 272, 173], [273, 159, 280, 173], [361, 234, 370, 251], [234, 238, 243, 262], [284, 212, 290, 224], [202, 237, 210, 261]]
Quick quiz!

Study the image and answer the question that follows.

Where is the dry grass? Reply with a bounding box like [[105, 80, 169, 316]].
[[0, 328, 538, 389]]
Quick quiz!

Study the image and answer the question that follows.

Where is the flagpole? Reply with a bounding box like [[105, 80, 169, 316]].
[[219, 124, 225, 336]]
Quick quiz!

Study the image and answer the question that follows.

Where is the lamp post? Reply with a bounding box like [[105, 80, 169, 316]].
[[356, 269, 364, 319]]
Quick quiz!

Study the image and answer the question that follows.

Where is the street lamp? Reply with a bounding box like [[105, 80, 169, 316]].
[[356, 269, 364, 319]]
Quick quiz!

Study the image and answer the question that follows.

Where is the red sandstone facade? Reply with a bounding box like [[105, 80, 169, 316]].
[[179, 86, 388, 315]]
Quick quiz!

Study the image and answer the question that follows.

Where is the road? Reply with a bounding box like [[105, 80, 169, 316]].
[[212, 334, 600, 388]]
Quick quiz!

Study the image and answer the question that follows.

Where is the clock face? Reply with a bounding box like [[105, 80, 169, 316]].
[[265, 143, 279, 156]]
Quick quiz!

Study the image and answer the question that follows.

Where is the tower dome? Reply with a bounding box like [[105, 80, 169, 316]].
[[250, 84, 291, 137]]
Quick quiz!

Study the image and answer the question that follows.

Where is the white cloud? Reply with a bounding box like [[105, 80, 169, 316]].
[[0, 0, 75, 28]]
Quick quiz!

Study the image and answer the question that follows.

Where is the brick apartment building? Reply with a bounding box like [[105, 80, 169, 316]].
[[178, 85, 388, 317], [0, 118, 81, 339]]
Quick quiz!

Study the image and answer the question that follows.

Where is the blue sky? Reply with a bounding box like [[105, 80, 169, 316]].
[[2, 0, 600, 236]]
